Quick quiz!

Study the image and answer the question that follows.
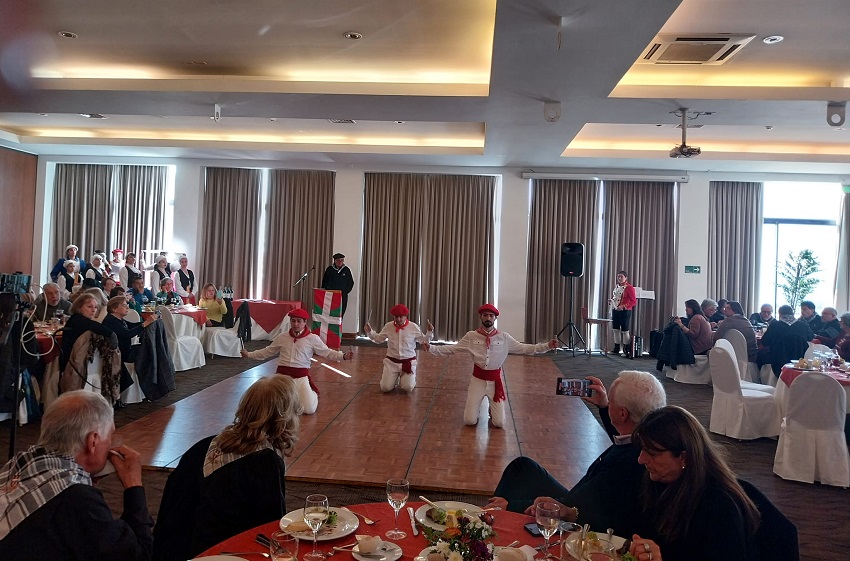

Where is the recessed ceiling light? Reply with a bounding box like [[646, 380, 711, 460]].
[[37, 113, 48, 117], [78, 113, 107, 119], [269, 118, 277, 122], [394, 121, 405, 125], [343, 32, 363, 40], [57, 31, 78, 39], [763, 35, 784, 45], [835, 127, 846, 131], [765, 125, 774, 130]]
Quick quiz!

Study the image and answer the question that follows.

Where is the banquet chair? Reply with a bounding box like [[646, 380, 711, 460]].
[[722, 329, 760, 383], [709, 342, 780, 439], [125, 308, 141, 323], [120, 362, 146, 404], [202, 319, 243, 358], [804, 342, 832, 360], [158, 306, 206, 371], [580, 306, 611, 355], [714, 340, 776, 394], [773, 372, 849, 487], [664, 355, 711, 384]]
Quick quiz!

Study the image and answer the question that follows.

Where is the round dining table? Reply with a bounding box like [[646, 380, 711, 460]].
[[198, 502, 568, 560]]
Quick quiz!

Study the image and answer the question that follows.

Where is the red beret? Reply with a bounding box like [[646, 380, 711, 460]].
[[390, 304, 409, 317], [288, 308, 310, 321], [478, 304, 499, 316]]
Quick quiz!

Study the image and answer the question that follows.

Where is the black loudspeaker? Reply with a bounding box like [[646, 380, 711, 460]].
[[560, 242, 585, 277]]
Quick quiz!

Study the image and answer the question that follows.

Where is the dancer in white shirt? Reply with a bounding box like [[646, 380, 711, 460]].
[[240, 308, 353, 414], [364, 304, 434, 393], [426, 304, 557, 427]]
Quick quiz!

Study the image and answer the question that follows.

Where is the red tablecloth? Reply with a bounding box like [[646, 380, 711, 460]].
[[233, 299, 302, 333], [199, 502, 540, 559], [780, 364, 850, 387], [36, 332, 60, 364]]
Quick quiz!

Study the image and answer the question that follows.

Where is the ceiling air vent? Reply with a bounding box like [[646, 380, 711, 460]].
[[327, 119, 356, 124], [639, 34, 755, 65]]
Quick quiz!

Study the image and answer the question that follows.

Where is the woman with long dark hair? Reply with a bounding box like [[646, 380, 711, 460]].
[[671, 299, 712, 355]]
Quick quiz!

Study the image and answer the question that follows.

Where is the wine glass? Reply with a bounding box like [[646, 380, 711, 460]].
[[535, 502, 561, 559], [270, 531, 299, 561], [303, 494, 329, 561], [385, 478, 409, 540]]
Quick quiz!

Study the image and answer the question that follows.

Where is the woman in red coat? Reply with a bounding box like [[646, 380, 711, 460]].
[[609, 270, 637, 356]]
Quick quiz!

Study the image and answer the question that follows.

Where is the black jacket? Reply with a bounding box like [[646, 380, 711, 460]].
[[656, 321, 696, 370], [134, 320, 175, 400]]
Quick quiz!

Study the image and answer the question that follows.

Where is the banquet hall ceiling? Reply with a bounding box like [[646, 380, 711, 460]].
[[1, 0, 850, 174]]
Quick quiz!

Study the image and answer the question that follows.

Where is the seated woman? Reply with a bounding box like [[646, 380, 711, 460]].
[[629, 406, 760, 561], [171, 254, 197, 304], [671, 299, 712, 355], [59, 293, 120, 400], [57, 259, 83, 299], [81, 287, 109, 322], [153, 375, 302, 561], [101, 277, 117, 299], [199, 283, 228, 327], [102, 296, 157, 364], [156, 277, 182, 305]]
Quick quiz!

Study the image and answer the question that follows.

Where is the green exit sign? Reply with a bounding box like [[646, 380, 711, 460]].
[[684, 265, 701, 274]]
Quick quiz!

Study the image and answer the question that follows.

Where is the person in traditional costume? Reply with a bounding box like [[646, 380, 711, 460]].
[[240, 308, 353, 414], [107, 248, 125, 281], [171, 254, 197, 304], [49, 244, 86, 282], [364, 304, 433, 393], [425, 304, 557, 427], [609, 270, 637, 356], [57, 259, 84, 298]]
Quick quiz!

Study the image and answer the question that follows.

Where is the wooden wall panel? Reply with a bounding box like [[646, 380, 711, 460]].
[[0, 146, 37, 275]]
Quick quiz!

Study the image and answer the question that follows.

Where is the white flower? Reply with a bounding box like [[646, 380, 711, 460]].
[[436, 541, 451, 556], [448, 551, 464, 561]]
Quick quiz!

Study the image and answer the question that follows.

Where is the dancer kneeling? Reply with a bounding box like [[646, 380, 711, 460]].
[[365, 304, 433, 393], [240, 308, 353, 414]]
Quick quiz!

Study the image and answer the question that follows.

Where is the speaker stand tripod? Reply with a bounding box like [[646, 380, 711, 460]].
[[556, 276, 586, 357]]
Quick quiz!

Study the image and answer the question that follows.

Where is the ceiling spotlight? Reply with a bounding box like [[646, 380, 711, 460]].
[[762, 35, 784, 45], [270, 118, 277, 122], [343, 32, 363, 40], [78, 113, 107, 119], [394, 121, 405, 124], [827, 101, 846, 127], [765, 125, 774, 130], [57, 31, 78, 39], [37, 113, 48, 117]]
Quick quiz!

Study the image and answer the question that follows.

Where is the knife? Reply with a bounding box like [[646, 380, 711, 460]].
[[407, 506, 419, 536]]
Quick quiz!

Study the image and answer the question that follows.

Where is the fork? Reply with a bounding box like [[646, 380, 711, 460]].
[[340, 506, 379, 525], [221, 552, 270, 558]]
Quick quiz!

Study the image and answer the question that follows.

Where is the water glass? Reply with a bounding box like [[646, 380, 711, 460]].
[[303, 494, 329, 561], [270, 531, 299, 561], [385, 478, 409, 540], [535, 502, 560, 560]]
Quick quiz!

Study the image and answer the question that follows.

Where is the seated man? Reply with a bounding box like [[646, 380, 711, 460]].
[[713, 301, 758, 361], [749, 303, 775, 326], [485, 371, 666, 536], [129, 276, 155, 307], [0, 391, 153, 560], [757, 305, 814, 375], [814, 307, 842, 346], [799, 301, 823, 335], [30, 282, 72, 322]]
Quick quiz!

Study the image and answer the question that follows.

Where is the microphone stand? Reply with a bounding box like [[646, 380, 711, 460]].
[[292, 266, 314, 310]]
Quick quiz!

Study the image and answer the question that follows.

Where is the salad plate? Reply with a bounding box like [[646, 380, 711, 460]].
[[414, 501, 483, 531], [279, 507, 359, 541], [352, 541, 402, 561]]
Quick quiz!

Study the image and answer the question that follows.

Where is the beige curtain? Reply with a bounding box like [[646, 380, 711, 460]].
[[361, 173, 427, 327], [525, 179, 600, 342], [602, 181, 677, 341], [361, 173, 495, 340], [420, 174, 496, 341], [51, 164, 115, 261], [262, 169, 335, 303], [707, 181, 764, 311], [835, 192, 850, 311], [114, 165, 168, 256], [198, 167, 262, 298]]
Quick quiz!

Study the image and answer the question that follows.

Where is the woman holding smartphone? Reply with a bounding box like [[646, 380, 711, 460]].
[[199, 283, 228, 326]]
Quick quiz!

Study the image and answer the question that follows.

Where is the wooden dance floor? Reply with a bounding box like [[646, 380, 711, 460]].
[[115, 347, 611, 494]]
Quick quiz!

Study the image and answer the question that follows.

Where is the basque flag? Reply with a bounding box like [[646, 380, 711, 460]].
[[312, 288, 342, 349]]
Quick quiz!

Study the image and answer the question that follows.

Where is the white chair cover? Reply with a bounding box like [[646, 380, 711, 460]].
[[248, 317, 290, 341], [714, 339, 775, 394], [759, 363, 779, 387], [804, 342, 832, 360], [202, 323, 243, 357], [664, 355, 711, 384], [120, 362, 146, 404], [125, 308, 141, 323], [723, 329, 760, 383], [158, 307, 206, 371], [774, 372, 849, 487], [709, 342, 780, 440]]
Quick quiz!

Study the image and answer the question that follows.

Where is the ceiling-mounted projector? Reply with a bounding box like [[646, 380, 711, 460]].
[[669, 144, 701, 158], [669, 108, 701, 158]]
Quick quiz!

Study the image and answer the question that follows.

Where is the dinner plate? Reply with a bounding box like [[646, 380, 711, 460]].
[[563, 532, 626, 561], [352, 541, 402, 561], [279, 507, 359, 541], [414, 501, 483, 531]]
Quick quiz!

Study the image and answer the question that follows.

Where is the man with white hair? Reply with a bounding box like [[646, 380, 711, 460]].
[[0, 391, 153, 559], [485, 370, 667, 535], [30, 282, 71, 322]]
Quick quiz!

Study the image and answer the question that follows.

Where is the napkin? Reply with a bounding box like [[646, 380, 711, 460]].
[[518, 546, 537, 561]]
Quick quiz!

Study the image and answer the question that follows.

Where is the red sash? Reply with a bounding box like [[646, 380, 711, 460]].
[[388, 356, 414, 374], [473, 364, 505, 402], [276, 365, 320, 395]]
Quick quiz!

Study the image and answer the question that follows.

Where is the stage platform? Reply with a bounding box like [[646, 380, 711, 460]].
[[115, 346, 611, 494]]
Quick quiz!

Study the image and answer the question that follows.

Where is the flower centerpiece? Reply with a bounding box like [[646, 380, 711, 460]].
[[423, 511, 497, 561]]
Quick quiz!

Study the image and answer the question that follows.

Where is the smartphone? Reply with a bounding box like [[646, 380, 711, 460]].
[[524, 522, 542, 537], [216, 290, 223, 299], [556, 377, 593, 397]]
